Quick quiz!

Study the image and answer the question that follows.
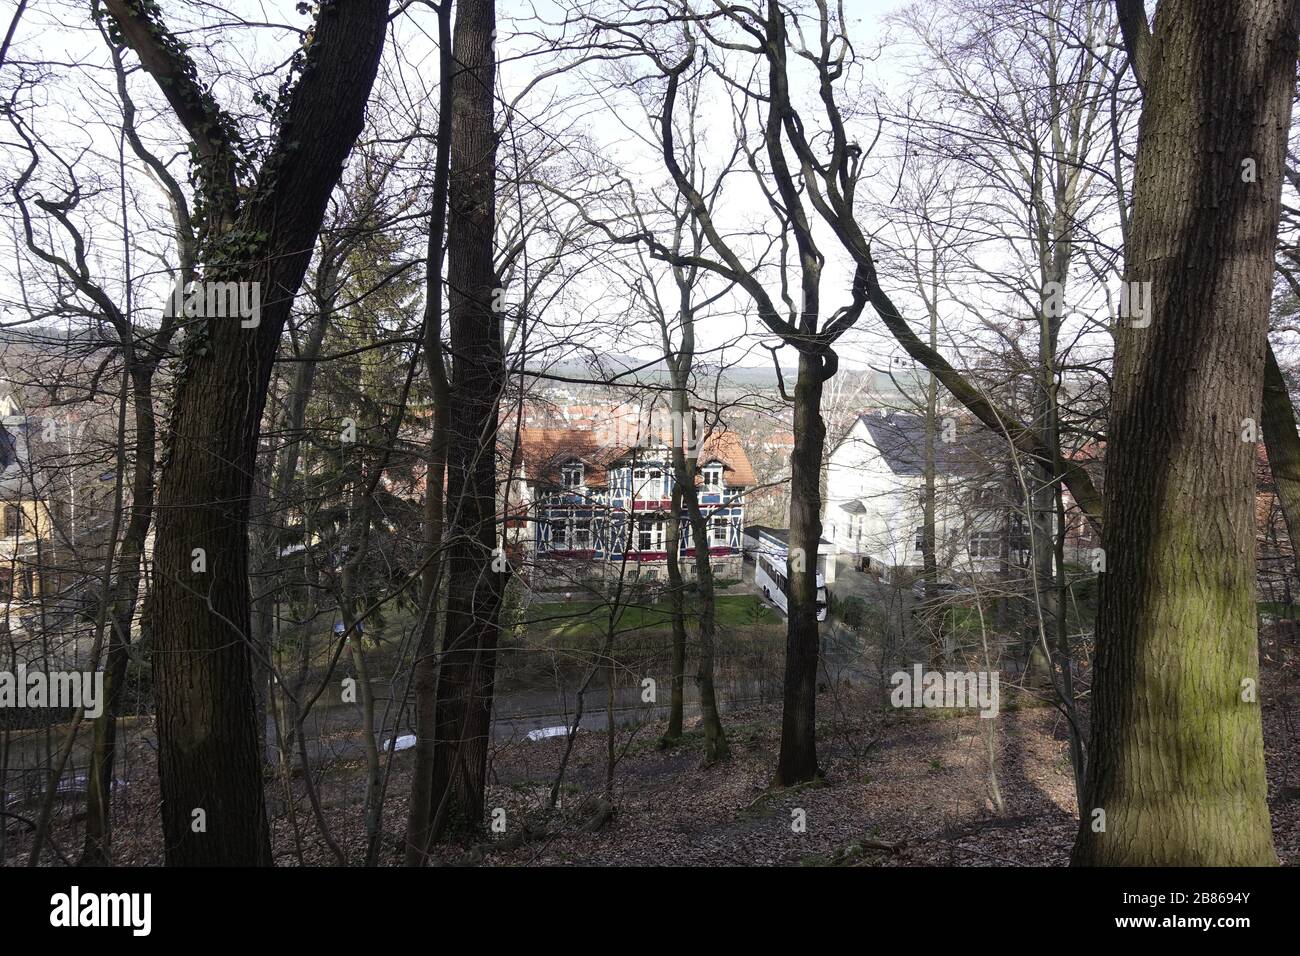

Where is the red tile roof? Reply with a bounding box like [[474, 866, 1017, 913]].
[[514, 427, 755, 489]]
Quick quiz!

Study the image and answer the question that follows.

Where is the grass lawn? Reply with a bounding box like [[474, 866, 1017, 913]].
[[521, 593, 779, 640]]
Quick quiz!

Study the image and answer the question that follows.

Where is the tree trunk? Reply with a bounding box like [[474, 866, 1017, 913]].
[[662, 480, 686, 744], [81, 363, 157, 864], [775, 353, 826, 785], [133, 1, 390, 865], [1072, 0, 1293, 866], [921, 285, 940, 664], [682, 477, 729, 763], [428, 0, 503, 842], [406, 0, 454, 865]]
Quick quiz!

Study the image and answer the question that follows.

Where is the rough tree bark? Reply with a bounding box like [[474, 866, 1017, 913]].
[[1072, 0, 1293, 865], [427, 0, 504, 841], [679, 448, 731, 764], [663, 479, 687, 744], [775, 354, 827, 784], [406, 0, 455, 866], [104, 0, 390, 865]]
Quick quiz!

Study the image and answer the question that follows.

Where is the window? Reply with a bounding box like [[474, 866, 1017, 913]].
[[760, 557, 788, 594], [3, 506, 19, 536], [969, 531, 1000, 558], [634, 467, 663, 498], [1009, 515, 1030, 553], [551, 520, 568, 548], [702, 464, 724, 491], [561, 464, 583, 489], [914, 527, 926, 552], [573, 519, 591, 549], [638, 518, 664, 551], [710, 517, 729, 546]]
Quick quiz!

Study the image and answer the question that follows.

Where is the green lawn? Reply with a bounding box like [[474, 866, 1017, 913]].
[[522, 594, 779, 640]]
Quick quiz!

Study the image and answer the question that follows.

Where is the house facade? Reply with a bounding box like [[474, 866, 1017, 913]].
[[824, 410, 1102, 580], [826, 411, 986, 576], [509, 427, 755, 588], [0, 395, 46, 616]]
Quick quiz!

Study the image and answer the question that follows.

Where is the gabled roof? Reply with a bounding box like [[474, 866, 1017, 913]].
[[695, 430, 757, 487], [515, 426, 756, 489], [516, 428, 609, 487], [855, 412, 996, 477]]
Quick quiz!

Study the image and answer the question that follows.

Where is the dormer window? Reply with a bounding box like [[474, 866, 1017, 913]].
[[702, 464, 724, 491], [561, 463, 583, 489]]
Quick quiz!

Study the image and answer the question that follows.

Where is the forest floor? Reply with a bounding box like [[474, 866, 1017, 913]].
[[12, 628, 1297, 867], [458, 664, 1300, 867]]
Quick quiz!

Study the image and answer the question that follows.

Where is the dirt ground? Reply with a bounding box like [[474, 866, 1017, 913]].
[[9, 639, 1299, 867]]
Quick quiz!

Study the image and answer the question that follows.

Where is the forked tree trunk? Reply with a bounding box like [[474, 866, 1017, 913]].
[[920, 292, 940, 664], [428, 0, 503, 841], [112, 0, 391, 865], [1072, 0, 1293, 866]]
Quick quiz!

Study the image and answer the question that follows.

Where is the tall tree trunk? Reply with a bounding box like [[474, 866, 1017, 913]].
[[921, 283, 940, 663], [775, 353, 826, 785], [81, 363, 157, 864], [681, 469, 730, 763], [107, 0, 391, 865], [1027, 308, 1061, 685], [662, 480, 686, 744], [406, 0, 454, 864], [660, 258, 722, 755], [1072, 0, 1293, 866], [428, 0, 503, 842]]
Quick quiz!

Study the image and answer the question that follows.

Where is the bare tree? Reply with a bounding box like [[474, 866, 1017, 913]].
[[102, 0, 390, 865]]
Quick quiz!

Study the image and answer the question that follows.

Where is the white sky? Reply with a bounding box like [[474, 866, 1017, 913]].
[[1, 0, 1116, 390]]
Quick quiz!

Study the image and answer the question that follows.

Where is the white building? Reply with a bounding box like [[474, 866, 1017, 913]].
[[823, 411, 1022, 580]]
